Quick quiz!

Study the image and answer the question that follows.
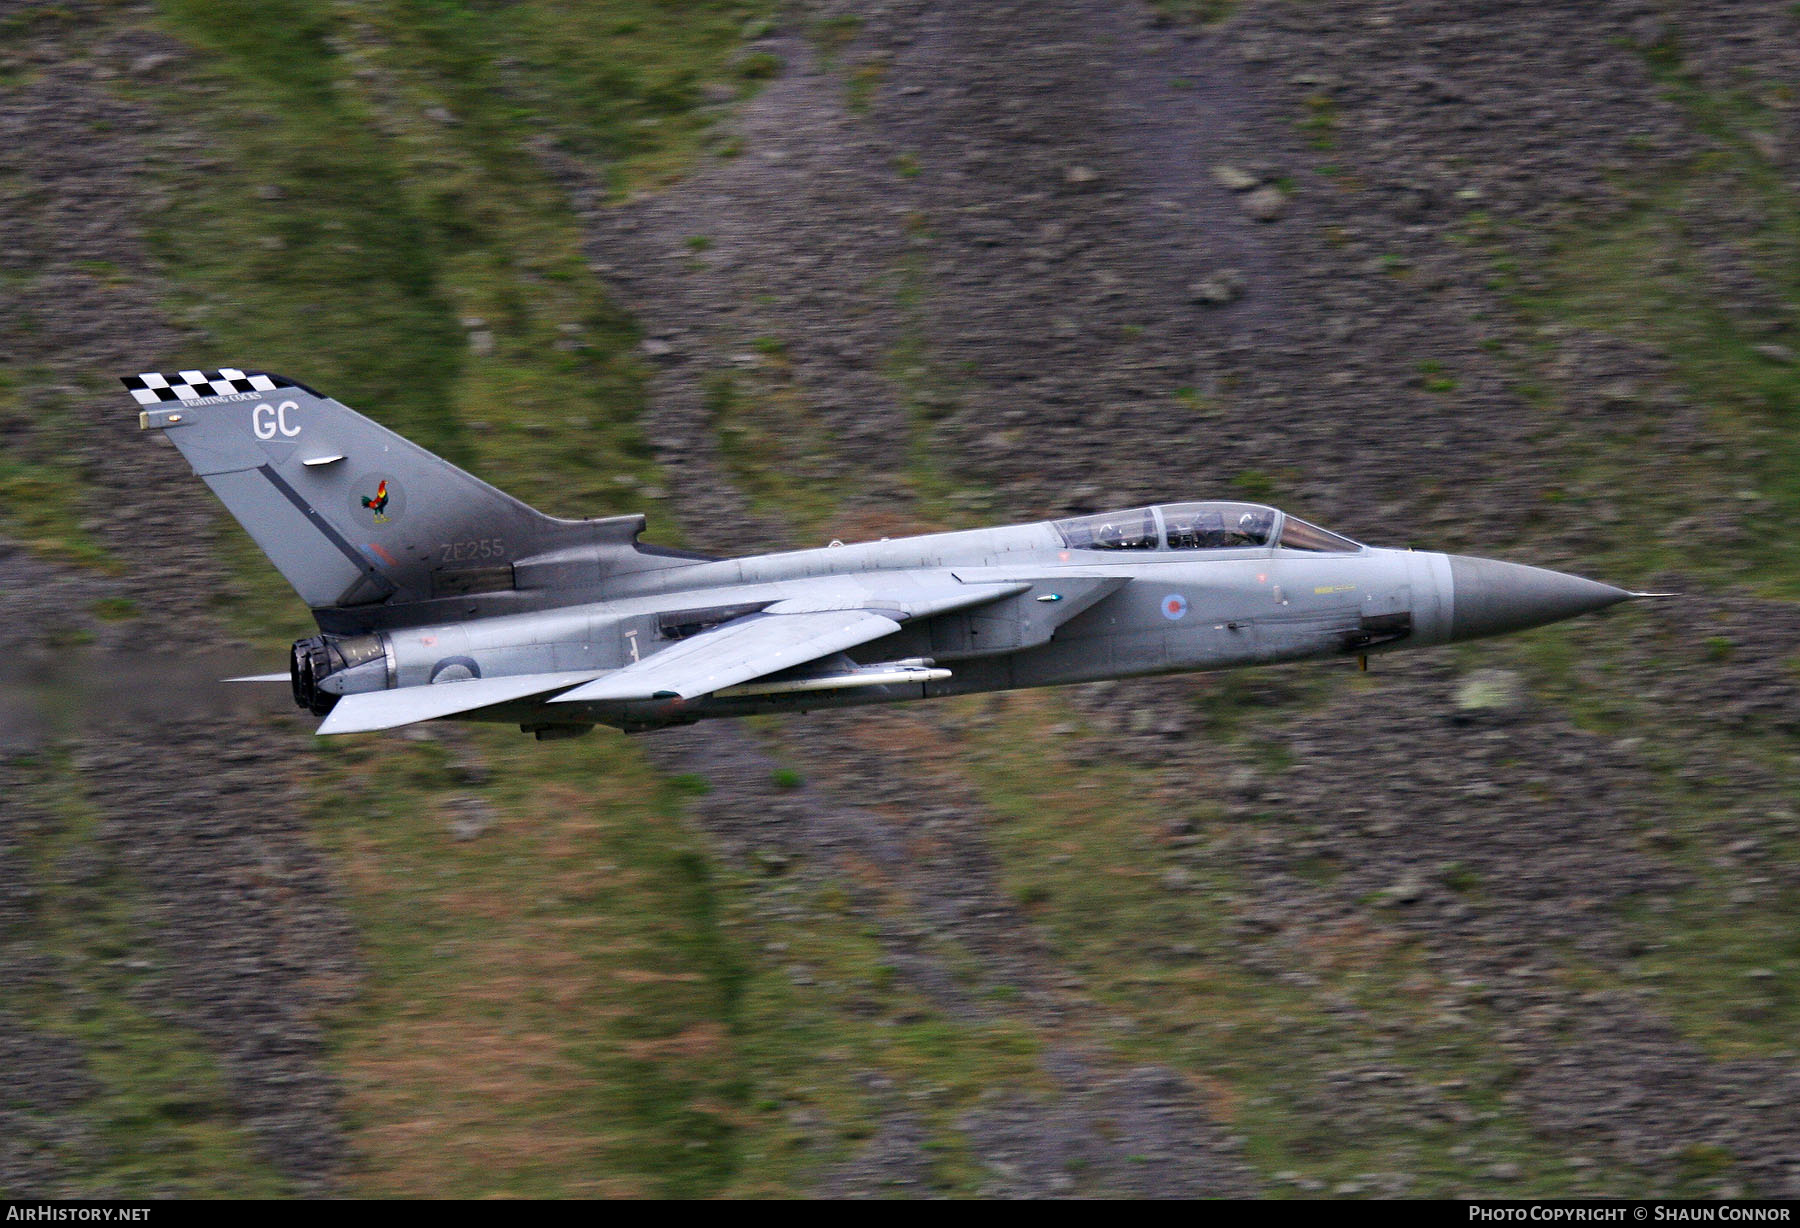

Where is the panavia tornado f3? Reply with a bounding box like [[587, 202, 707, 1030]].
[[127, 370, 1653, 739]]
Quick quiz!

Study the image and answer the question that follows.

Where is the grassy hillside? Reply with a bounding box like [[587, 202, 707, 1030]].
[[72, 0, 1070, 1198], [125, 0, 868, 1199], [6, 0, 1800, 1201]]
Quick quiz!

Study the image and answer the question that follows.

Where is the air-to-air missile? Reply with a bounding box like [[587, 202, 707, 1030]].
[[126, 370, 1653, 739]]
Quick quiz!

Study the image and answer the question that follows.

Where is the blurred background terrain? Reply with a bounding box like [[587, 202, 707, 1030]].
[[2, 0, 1799, 1198]]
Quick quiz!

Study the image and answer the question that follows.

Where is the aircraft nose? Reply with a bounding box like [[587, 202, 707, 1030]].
[[1447, 555, 1633, 642]]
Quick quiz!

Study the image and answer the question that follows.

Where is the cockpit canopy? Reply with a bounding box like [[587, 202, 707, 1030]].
[[1052, 502, 1360, 553]]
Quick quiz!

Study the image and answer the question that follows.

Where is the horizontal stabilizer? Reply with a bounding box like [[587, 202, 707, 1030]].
[[317, 670, 603, 735]]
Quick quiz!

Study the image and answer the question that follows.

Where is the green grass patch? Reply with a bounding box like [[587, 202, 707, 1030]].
[[0, 374, 120, 570], [882, 248, 1000, 526], [1151, 0, 1239, 23], [377, 0, 776, 194], [1580, 719, 1800, 1061], [89, 597, 138, 622], [75, 0, 866, 1197], [1506, 42, 1800, 593], [847, 59, 887, 116], [309, 719, 1044, 1195], [6, 750, 291, 1196], [704, 369, 845, 537], [808, 14, 863, 70], [1616, 879, 1800, 1059], [1472, 620, 1651, 737], [943, 690, 1644, 1195], [109, 0, 785, 637], [309, 728, 775, 1196], [1296, 91, 1338, 150]]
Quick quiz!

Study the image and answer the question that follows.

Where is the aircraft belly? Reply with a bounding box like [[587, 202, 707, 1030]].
[[865, 624, 933, 661], [928, 615, 975, 657], [1004, 634, 1114, 688], [1105, 628, 1166, 677], [1161, 618, 1255, 670]]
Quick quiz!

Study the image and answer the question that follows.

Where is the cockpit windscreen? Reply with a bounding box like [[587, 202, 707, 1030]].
[[1054, 502, 1280, 552], [1161, 503, 1275, 549], [1053, 507, 1158, 551], [1277, 517, 1361, 553]]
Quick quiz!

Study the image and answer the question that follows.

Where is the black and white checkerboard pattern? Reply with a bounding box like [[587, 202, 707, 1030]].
[[120, 369, 290, 405]]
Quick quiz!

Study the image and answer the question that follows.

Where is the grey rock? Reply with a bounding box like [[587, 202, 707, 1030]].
[[1240, 185, 1288, 222], [1453, 669, 1527, 720], [445, 796, 499, 842], [1211, 163, 1261, 192], [1189, 268, 1247, 305]]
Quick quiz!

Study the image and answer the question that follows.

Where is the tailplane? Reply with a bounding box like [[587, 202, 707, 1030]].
[[126, 369, 699, 625]]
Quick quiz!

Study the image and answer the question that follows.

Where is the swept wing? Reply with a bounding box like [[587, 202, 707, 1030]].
[[553, 581, 1028, 705]]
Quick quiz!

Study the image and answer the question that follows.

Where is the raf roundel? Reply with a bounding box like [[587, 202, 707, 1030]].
[[1162, 593, 1189, 621]]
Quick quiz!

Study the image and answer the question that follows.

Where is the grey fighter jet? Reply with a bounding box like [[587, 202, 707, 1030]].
[[127, 370, 1647, 739]]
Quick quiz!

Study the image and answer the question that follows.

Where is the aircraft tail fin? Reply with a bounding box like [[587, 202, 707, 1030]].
[[126, 369, 701, 625]]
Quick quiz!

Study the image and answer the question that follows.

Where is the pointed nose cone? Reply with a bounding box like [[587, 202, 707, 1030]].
[[1447, 555, 1633, 642]]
